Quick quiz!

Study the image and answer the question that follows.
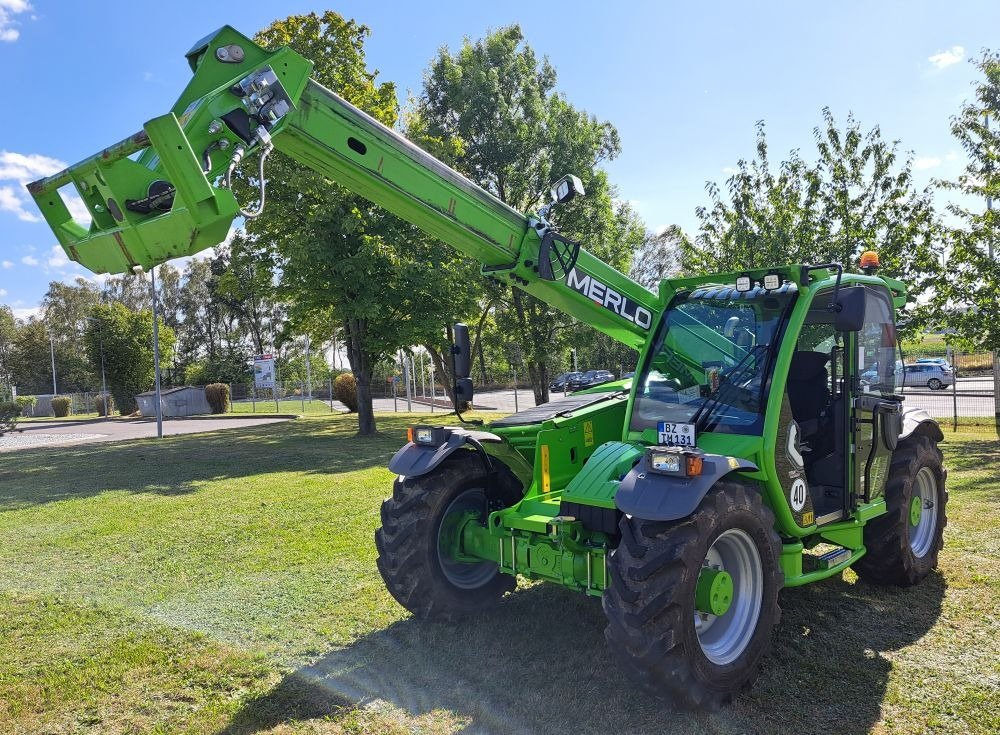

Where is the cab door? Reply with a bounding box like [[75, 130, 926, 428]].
[[850, 286, 902, 505]]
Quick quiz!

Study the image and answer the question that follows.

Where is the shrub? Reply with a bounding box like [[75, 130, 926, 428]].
[[15, 396, 37, 416], [333, 373, 358, 412], [95, 393, 114, 417], [205, 383, 230, 414], [51, 396, 71, 418], [0, 401, 19, 435]]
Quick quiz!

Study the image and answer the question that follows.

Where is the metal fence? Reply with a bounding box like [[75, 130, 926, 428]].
[[902, 352, 997, 433]]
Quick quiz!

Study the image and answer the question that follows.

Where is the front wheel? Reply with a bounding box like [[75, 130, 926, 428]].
[[375, 453, 522, 621], [603, 480, 783, 708], [927, 378, 943, 390]]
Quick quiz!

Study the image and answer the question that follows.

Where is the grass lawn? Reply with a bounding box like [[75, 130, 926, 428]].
[[0, 415, 996, 734]]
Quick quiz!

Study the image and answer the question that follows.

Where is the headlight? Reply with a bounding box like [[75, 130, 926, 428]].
[[408, 425, 452, 447], [647, 447, 704, 477]]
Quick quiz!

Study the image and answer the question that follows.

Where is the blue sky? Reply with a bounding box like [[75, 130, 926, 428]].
[[1, 0, 995, 318]]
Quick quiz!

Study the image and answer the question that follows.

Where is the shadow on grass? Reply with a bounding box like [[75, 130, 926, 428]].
[[0, 415, 426, 510], [221, 571, 946, 735]]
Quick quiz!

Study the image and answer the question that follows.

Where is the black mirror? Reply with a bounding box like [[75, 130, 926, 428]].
[[537, 230, 582, 282], [834, 287, 867, 332], [455, 377, 474, 406], [452, 323, 471, 378]]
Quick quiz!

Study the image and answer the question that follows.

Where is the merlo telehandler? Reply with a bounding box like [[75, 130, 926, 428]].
[[27, 27, 947, 707]]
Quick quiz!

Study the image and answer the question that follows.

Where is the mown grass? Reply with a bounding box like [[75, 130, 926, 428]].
[[0, 416, 996, 734]]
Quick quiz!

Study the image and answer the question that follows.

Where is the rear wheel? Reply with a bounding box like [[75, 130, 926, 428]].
[[375, 454, 522, 620], [927, 378, 942, 390], [603, 480, 782, 708], [853, 434, 947, 586]]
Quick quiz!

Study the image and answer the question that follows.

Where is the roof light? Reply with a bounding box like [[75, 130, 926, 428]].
[[735, 275, 752, 292], [762, 273, 781, 290], [860, 251, 880, 274]]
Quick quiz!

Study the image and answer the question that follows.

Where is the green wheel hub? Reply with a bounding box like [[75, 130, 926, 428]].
[[696, 567, 734, 616], [909, 495, 922, 526]]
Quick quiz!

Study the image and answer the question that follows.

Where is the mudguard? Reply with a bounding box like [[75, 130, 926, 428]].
[[899, 407, 944, 443], [387, 428, 533, 486], [615, 452, 759, 522]]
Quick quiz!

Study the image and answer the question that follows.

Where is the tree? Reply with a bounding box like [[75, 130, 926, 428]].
[[415, 26, 640, 404], [211, 234, 276, 357], [83, 303, 175, 414], [246, 11, 477, 435], [935, 51, 1000, 351], [0, 306, 15, 398], [687, 112, 942, 306], [104, 272, 152, 311], [632, 225, 689, 289]]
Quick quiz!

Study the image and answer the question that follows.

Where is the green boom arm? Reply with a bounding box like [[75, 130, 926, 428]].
[[27, 26, 660, 350]]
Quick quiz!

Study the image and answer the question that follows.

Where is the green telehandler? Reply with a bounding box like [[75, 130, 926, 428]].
[[28, 27, 947, 707]]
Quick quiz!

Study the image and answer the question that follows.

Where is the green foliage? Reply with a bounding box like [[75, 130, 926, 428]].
[[95, 393, 113, 417], [0, 400, 19, 435], [204, 383, 230, 414], [183, 352, 250, 386], [50, 396, 71, 418], [934, 51, 1000, 350], [415, 25, 643, 403], [15, 396, 36, 416], [631, 225, 689, 288], [0, 306, 18, 395], [246, 11, 477, 435], [688, 112, 942, 314], [7, 317, 94, 395], [333, 372, 359, 412], [83, 303, 176, 415]]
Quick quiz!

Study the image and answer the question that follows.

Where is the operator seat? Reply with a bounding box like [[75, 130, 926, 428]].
[[786, 351, 831, 458]]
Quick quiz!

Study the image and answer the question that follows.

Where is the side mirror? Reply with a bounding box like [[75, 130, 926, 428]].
[[452, 323, 471, 378], [834, 287, 867, 332], [454, 377, 474, 405]]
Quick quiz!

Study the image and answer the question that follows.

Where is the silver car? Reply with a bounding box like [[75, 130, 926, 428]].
[[902, 362, 953, 390]]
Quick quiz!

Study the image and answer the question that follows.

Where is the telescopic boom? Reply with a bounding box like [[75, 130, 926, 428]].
[[27, 26, 661, 350]]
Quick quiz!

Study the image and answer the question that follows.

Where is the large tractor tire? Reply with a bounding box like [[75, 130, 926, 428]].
[[853, 434, 947, 586], [375, 453, 522, 621], [603, 480, 783, 709]]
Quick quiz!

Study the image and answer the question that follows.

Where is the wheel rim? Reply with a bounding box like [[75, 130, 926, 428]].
[[694, 528, 764, 666], [437, 488, 498, 589], [928, 379, 941, 390], [909, 466, 939, 558]]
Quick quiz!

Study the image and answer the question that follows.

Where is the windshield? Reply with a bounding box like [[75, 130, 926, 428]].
[[630, 286, 797, 436]]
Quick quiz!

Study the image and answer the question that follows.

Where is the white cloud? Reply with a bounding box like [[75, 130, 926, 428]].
[[1, 260, 12, 269], [12, 306, 40, 320], [0, 0, 31, 42], [0, 150, 64, 182], [0, 185, 40, 221], [928, 45, 964, 69], [0, 151, 91, 226], [914, 156, 942, 170], [0, 288, 6, 297], [47, 245, 68, 268], [945, 151, 959, 162], [20, 254, 38, 266], [722, 166, 739, 175]]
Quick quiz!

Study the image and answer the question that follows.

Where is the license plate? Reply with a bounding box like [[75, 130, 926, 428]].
[[657, 421, 696, 447]]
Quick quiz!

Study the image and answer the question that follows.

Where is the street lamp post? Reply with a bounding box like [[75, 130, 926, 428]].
[[136, 265, 164, 438]]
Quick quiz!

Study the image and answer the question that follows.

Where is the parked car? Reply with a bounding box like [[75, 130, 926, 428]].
[[567, 369, 616, 391], [915, 357, 953, 371], [902, 362, 953, 390], [549, 372, 583, 392]]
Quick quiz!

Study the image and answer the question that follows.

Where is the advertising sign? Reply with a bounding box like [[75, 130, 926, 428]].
[[254, 354, 276, 388]]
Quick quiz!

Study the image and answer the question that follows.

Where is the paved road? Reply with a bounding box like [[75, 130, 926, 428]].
[[0, 416, 292, 452], [376, 378, 996, 420]]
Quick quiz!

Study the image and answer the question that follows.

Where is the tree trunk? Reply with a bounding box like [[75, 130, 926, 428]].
[[344, 318, 377, 436], [424, 343, 456, 408], [510, 290, 550, 405]]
